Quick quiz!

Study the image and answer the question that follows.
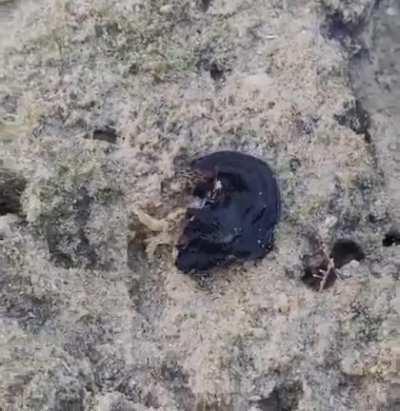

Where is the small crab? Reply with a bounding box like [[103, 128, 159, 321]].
[[302, 238, 338, 292], [302, 235, 365, 291]]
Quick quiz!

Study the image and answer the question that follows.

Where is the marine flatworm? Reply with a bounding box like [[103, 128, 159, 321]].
[[176, 151, 281, 273]]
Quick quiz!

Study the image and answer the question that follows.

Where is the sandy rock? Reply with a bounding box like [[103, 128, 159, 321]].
[[0, 0, 398, 410]]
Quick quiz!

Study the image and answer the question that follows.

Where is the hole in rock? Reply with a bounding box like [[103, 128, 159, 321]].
[[331, 239, 365, 268]]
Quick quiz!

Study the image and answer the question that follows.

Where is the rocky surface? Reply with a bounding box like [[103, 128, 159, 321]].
[[0, 0, 399, 410]]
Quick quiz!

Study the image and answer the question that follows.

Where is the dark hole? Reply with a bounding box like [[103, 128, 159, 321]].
[[289, 158, 301, 173], [198, 0, 212, 12], [364, 130, 372, 144], [257, 394, 280, 411], [129, 63, 139, 75], [256, 381, 303, 411], [0, 169, 27, 216], [92, 126, 118, 144], [323, 11, 354, 42], [382, 229, 400, 247], [331, 239, 365, 269], [209, 62, 225, 82]]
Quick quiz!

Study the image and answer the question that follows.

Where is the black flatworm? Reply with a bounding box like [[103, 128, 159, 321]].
[[176, 151, 281, 273]]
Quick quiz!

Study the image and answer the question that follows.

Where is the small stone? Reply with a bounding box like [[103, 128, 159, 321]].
[[386, 7, 398, 16], [325, 215, 338, 228], [160, 4, 173, 14]]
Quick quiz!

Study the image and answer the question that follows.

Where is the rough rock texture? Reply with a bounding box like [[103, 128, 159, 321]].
[[0, 0, 399, 410]]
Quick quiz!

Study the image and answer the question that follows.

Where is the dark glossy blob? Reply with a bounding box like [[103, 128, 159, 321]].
[[176, 151, 281, 273]]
